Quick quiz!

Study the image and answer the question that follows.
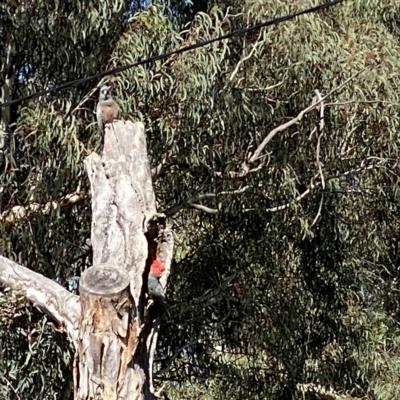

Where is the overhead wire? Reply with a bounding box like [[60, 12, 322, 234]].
[[0, 0, 344, 109]]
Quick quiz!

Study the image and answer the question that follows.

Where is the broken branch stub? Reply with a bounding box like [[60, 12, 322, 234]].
[[77, 264, 134, 397]]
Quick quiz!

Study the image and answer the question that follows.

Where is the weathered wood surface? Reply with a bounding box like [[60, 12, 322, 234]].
[[77, 264, 136, 399], [0, 255, 80, 342], [0, 120, 174, 400], [77, 120, 170, 400], [84, 121, 157, 308]]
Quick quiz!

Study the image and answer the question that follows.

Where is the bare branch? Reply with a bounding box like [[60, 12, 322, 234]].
[[164, 186, 249, 216], [151, 161, 200, 181], [265, 184, 315, 213], [71, 87, 97, 116], [265, 160, 381, 213], [3, 377, 22, 400], [310, 89, 325, 228], [201, 162, 263, 179], [153, 70, 364, 183], [249, 69, 365, 164], [190, 204, 218, 214], [310, 194, 324, 229], [151, 157, 168, 182], [325, 99, 400, 107], [0, 255, 80, 343], [236, 81, 284, 92], [0, 191, 86, 227], [151, 161, 255, 181], [229, 30, 263, 82], [313, 89, 325, 189], [164, 193, 216, 216]]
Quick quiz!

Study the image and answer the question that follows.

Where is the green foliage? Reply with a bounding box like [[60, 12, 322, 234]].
[[0, 289, 72, 399], [1, 0, 400, 399]]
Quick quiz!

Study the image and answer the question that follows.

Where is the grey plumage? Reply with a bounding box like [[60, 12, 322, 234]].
[[96, 85, 119, 135], [148, 273, 166, 303]]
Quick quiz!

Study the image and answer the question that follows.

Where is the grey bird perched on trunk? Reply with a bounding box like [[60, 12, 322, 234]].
[[96, 85, 119, 135]]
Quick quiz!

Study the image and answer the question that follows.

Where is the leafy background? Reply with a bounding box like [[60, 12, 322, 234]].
[[1, 0, 400, 399]]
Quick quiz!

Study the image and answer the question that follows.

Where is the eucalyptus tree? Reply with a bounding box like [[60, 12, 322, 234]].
[[1, 0, 400, 399]]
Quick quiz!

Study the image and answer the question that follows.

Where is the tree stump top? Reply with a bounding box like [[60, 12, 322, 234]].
[[80, 264, 130, 296]]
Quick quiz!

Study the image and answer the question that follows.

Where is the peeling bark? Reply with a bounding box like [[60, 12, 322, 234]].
[[0, 255, 80, 342], [0, 120, 174, 400], [76, 264, 139, 399]]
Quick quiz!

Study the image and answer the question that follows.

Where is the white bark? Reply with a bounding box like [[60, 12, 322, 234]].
[[0, 120, 174, 400]]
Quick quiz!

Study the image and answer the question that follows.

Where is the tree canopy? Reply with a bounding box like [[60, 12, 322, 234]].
[[1, 0, 400, 399]]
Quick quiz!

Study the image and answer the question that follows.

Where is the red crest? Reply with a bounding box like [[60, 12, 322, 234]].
[[150, 259, 165, 277]]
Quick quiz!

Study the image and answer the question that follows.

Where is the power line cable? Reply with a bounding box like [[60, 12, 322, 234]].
[[0, 0, 344, 109]]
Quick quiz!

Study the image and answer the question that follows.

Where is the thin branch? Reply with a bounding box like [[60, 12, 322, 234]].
[[265, 184, 314, 213], [325, 99, 400, 107], [235, 80, 284, 92], [229, 30, 263, 82], [201, 162, 263, 179], [249, 69, 365, 164], [0, 43, 14, 150], [310, 194, 324, 228], [3, 377, 22, 400], [151, 161, 193, 181], [309, 89, 325, 228], [164, 186, 249, 216], [164, 193, 216, 216], [265, 161, 380, 213], [151, 157, 168, 181], [189, 204, 218, 214], [151, 160, 260, 181], [0, 191, 86, 226], [313, 89, 325, 190], [153, 70, 364, 182], [69, 87, 98, 117]]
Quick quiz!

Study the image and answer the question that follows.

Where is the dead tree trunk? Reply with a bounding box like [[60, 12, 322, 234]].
[[0, 120, 173, 400], [77, 120, 173, 399]]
